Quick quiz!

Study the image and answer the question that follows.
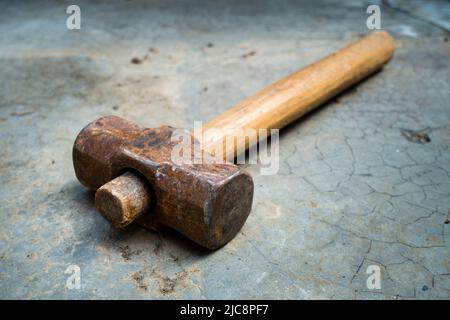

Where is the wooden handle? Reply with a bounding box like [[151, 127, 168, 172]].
[[201, 31, 395, 159]]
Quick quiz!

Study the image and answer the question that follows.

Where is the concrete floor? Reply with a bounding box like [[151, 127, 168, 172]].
[[0, 0, 449, 299]]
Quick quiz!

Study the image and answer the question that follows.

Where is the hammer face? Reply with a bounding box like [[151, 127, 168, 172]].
[[73, 116, 254, 249]]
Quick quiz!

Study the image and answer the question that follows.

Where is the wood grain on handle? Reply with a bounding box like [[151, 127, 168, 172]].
[[201, 31, 395, 160]]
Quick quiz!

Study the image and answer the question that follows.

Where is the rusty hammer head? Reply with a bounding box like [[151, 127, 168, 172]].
[[73, 116, 254, 249]]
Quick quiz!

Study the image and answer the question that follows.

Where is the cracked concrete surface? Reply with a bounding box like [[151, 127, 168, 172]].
[[0, 0, 449, 299]]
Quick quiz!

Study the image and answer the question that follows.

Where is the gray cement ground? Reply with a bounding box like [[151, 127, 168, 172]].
[[0, 0, 449, 299]]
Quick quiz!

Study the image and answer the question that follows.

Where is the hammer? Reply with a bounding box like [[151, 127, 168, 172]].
[[73, 32, 395, 249]]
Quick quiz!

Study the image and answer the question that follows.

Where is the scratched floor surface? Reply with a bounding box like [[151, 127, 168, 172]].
[[1, 0, 449, 299]]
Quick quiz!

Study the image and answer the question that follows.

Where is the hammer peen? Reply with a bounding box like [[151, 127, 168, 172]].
[[73, 31, 395, 249]]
